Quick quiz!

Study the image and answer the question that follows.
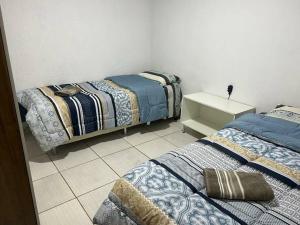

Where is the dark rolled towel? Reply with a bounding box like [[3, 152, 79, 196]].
[[204, 168, 274, 201], [55, 85, 81, 97]]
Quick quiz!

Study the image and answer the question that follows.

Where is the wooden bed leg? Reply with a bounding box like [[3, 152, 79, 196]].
[[123, 127, 127, 135], [146, 121, 151, 126]]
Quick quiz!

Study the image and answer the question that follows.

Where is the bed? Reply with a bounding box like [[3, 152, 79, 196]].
[[17, 71, 182, 151], [93, 106, 300, 225]]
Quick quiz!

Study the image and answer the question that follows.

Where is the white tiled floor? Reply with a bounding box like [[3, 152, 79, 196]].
[[102, 147, 149, 176], [33, 173, 75, 213], [136, 138, 176, 159], [26, 119, 202, 225], [29, 155, 58, 181], [78, 182, 115, 219]]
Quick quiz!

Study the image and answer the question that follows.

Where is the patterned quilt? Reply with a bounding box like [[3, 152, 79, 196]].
[[17, 73, 182, 151], [94, 109, 300, 225]]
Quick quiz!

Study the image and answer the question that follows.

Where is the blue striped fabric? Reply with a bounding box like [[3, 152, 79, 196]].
[[49, 84, 103, 136]]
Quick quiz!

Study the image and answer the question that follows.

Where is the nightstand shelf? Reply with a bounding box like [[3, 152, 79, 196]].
[[181, 92, 255, 136], [181, 118, 218, 136]]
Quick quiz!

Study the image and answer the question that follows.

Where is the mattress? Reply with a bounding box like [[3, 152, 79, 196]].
[[94, 109, 300, 225], [17, 72, 182, 151]]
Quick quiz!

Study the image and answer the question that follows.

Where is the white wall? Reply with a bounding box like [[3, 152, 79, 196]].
[[152, 0, 300, 112], [2, 0, 300, 112], [1, 0, 152, 91]]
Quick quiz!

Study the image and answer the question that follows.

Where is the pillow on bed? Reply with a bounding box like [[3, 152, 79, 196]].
[[139, 70, 181, 86], [267, 105, 300, 124]]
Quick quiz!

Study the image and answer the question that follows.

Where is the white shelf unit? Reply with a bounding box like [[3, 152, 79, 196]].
[[181, 92, 256, 136]]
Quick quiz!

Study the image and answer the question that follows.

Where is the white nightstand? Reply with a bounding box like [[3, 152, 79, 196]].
[[181, 92, 256, 136]]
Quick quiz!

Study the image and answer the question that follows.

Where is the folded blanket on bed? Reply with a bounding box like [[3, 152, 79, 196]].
[[204, 168, 274, 201], [139, 71, 180, 86], [106, 75, 168, 123], [138, 72, 182, 118]]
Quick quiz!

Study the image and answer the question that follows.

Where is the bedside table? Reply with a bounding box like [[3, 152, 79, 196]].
[[181, 92, 256, 136]]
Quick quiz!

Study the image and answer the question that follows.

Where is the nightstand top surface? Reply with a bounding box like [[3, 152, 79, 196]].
[[183, 92, 255, 115]]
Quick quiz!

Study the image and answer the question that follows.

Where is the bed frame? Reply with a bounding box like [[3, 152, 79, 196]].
[[23, 120, 154, 154], [52, 121, 153, 154]]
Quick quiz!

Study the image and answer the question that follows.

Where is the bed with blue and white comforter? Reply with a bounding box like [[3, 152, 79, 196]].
[[94, 107, 300, 225], [17, 72, 182, 151]]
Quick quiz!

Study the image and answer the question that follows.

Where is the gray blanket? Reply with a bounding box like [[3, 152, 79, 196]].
[[106, 75, 168, 123]]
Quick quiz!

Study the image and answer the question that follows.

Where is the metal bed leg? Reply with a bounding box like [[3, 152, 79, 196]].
[[181, 125, 185, 133], [123, 127, 127, 135], [146, 121, 151, 126]]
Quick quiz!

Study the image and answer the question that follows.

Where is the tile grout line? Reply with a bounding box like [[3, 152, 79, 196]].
[[132, 146, 151, 161], [46, 157, 94, 223], [122, 131, 159, 147], [161, 130, 200, 148], [51, 157, 100, 173], [90, 145, 134, 159], [121, 129, 182, 160], [162, 135, 181, 148], [76, 180, 116, 199], [31, 125, 181, 183], [86, 126, 180, 159], [32, 171, 58, 183], [33, 138, 150, 187], [27, 120, 179, 160], [89, 147, 122, 178], [122, 136, 153, 159], [32, 157, 100, 183], [76, 196, 94, 223], [32, 122, 183, 222], [123, 136, 160, 147], [38, 179, 118, 217], [38, 198, 76, 215], [91, 140, 151, 176]]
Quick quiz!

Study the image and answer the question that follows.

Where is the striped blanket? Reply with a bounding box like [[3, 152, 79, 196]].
[[17, 73, 182, 151], [94, 112, 300, 225]]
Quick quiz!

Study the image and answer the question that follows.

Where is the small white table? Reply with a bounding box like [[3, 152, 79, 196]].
[[181, 92, 256, 136]]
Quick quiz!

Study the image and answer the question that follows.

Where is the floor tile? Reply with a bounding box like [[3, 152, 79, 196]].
[[49, 142, 98, 171], [103, 148, 149, 176], [33, 173, 75, 213], [183, 126, 206, 139], [169, 120, 183, 128], [123, 127, 159, 146], [88, 133, 131, 157], [61, 159, 118, 196], [163, 131, 198, 147], [78, 182, 115, 219], [147, 120, 181, 137], [136, 138, 177, 159], [39, 199, 92, 225], [29, 155, 58, 181]]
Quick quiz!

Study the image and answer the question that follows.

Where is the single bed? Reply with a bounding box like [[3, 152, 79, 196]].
[[93, 106, 300, 225], [17, 71, 182, 151]]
